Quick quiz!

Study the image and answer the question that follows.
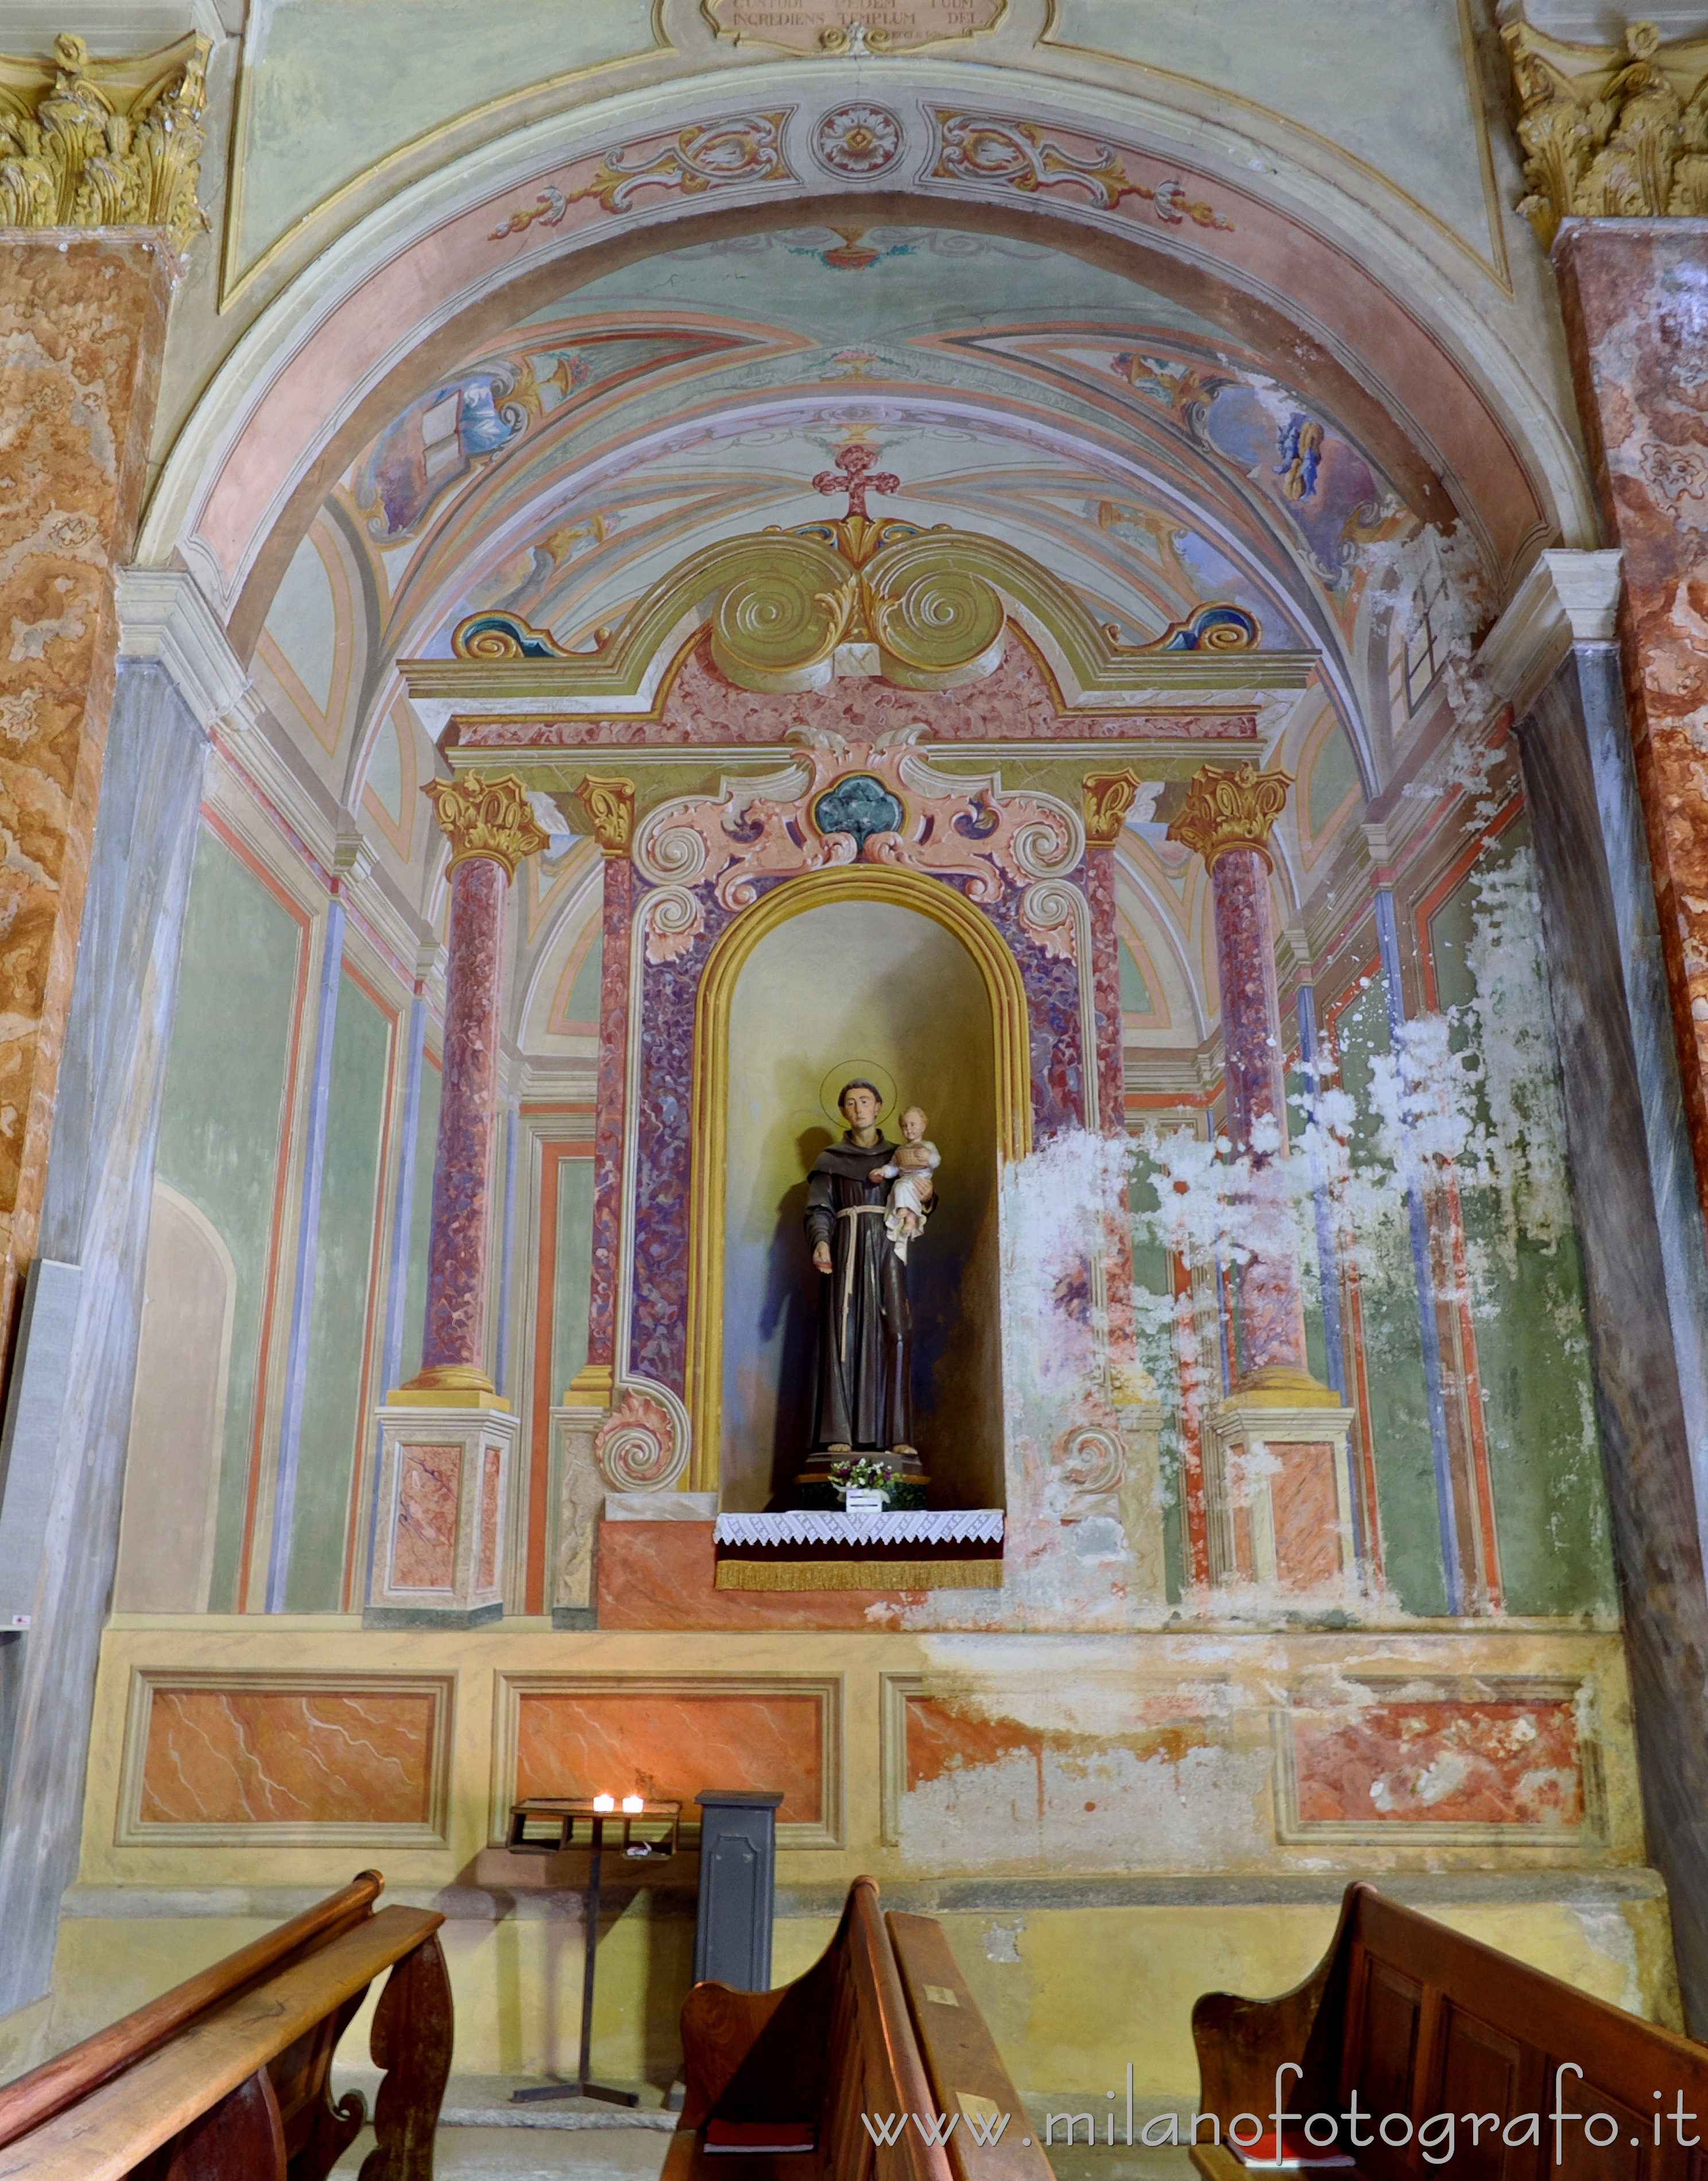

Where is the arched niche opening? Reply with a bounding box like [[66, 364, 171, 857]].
[[710, 893, 1005, 1513]]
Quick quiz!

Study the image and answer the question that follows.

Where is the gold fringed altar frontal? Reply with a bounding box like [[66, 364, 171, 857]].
[[714, 1558, 1003, 1591]]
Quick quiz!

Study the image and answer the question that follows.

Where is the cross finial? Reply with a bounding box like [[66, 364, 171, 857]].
[[812, 442, 900, 520]]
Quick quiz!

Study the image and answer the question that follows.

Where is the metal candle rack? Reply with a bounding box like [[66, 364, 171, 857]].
[[505, 1796, 681, 2106]]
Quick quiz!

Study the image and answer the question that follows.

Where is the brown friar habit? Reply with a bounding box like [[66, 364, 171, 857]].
[[803, 1131, 913, 1454]]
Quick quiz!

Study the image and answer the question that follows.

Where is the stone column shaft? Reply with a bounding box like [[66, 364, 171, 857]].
[[402, 775, 545, 1404], [575, 775, 638, 1400], [1556, 220, 1708, 1233], [0, 235, 174, 1360]]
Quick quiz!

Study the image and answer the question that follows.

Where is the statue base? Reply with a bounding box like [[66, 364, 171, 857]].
[[794, 1445, 928, 1490]]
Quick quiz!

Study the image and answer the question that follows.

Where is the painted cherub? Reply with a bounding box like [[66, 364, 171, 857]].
[[870, 1105, 940, 1261]]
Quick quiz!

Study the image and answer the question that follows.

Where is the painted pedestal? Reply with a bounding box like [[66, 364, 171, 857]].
[[368, 1407, 520, 1628]]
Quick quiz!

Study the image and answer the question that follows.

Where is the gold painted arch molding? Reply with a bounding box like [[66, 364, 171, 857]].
[[402, 520, 1316, 722]]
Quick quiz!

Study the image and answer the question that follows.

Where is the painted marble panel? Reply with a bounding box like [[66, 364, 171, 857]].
[[894, 1691, 1266, 1872], [477, 1442, 503, 1591], [1270, 1443, 1342, 1590], [393, 1443, 460, 1589], [137, 1685, 438, 1827], [514, 1688, 823, 1822], [1290, 1695, 1585, 1829], [597, 1518, 927, 1628]]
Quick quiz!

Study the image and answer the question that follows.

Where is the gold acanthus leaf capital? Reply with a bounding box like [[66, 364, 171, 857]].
[[1501, 17, 1708, 245], [1081, 768, 1148, 847], [424, 773, 550, 879], [576, 774, 638, 857], [0, 29, 210, 254], [1167, 763, 1292, 871]]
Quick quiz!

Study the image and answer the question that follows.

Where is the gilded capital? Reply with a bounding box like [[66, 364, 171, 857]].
[[576, 774, 638, 858], [1501, 17, 1708, 245], [1082, 768, 1148, 847], [1167, 764, 1292, 871], [0, 30, 210, 255], [424, 773, 549, 879]]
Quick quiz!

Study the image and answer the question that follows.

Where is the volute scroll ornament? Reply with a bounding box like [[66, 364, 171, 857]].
[[575, 774, 637, 858], [424, 773, 551, 878]]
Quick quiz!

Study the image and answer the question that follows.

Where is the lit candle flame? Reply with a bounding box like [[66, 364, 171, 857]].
[[592, 1793, 615, 1812], [622, 1793, 644, 1814]]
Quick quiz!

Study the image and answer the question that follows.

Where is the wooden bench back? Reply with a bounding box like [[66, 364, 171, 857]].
[[1327, 1886, 1708, 2181], [0, 1876, 450, 2181], [888, 1911, 1052, 2180], [1195, 1882, 1708, 2181], [672, 1878, 1052, 2179]]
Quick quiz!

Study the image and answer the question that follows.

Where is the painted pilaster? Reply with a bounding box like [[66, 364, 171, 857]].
[[494, 1098, 521, 1403], [1555, 220, 1708, 1234], [0, 566, 243, 2021], [265, 857, 355, 1614], [1369, 873, 1464, 1617], [1484, 546, 1708, 2036], [574, 774, 637, 1401], [370, 774, 544, 1626], [1082, 771, 1147, 1388], [1169, 764, 1353, 1592]]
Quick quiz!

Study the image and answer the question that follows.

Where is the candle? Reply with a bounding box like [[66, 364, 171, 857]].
[[592, 1793, 615, 1812], [622, 1794, 644, 1814]]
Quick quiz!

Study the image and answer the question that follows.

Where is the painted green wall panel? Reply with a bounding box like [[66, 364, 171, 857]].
[[564, 938, 602, 1028], [552, 1156, 596, 1397], [154, 828, 302, 1613], [398, 1059, 444, 1386], [1426, 827, 1617, 1616], [285, 976, 392, 1611], [1334, 979, 1446, 1615]]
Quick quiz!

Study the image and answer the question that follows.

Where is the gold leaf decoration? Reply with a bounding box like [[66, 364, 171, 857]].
[[424, 773, 551, 878], [0, 30, 208, 254], [1167, 763, 1293, 871], [1502, 17, 1708, 246]]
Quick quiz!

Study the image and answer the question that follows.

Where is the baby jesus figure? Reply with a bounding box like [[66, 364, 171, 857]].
[[870, 1105, 940, 1261]]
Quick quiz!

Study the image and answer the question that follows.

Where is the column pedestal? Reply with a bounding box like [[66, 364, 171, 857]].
[[367, 1407, 520, 1628]]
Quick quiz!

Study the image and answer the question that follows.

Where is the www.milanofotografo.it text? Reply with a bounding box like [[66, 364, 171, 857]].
[[862, 2065, 1708, 2162]]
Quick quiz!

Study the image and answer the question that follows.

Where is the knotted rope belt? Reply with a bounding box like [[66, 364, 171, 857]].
[[835, 1203, 886, 1355]]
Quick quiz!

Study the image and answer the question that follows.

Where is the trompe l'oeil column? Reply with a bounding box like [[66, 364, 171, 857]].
[[368, 772, 547, 1628], [401, 773, 548, 1404], [1168, 763, 1355, 1593]]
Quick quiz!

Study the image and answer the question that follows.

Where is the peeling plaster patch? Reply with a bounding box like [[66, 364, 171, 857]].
[[1568, 1906, 1643, 2017], [982, 1920, 1025, 1963]]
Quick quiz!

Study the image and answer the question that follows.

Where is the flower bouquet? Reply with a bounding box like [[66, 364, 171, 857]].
[[826, 1457, 927, 1512]]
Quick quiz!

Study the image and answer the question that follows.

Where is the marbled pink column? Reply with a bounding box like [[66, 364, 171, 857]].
[[1084, 843, 1126, 1134], [1210, 845, 1309, 1377], [586, 855, 633, 1377], [421, 855, 506, 1377]]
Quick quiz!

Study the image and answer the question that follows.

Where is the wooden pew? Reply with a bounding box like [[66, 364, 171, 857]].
[[1189, 1880, 1708, 2181], [666, 1876, 1050, 2179], [0, 1869, 450, 2181]]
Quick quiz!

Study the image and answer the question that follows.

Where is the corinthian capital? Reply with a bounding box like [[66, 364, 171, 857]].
[[576, 774, 638, 857], [1167, 763, 1292, 870], [424, 772, 549, 879], [1081, 768, 1149, 847]]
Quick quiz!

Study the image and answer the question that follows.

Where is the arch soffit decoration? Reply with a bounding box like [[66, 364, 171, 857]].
[[684, 863, 1031, 1490], [143, 65, 1586, 649]]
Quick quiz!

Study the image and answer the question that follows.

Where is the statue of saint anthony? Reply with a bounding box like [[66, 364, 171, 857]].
[[800, 1080, 924, 1482]]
